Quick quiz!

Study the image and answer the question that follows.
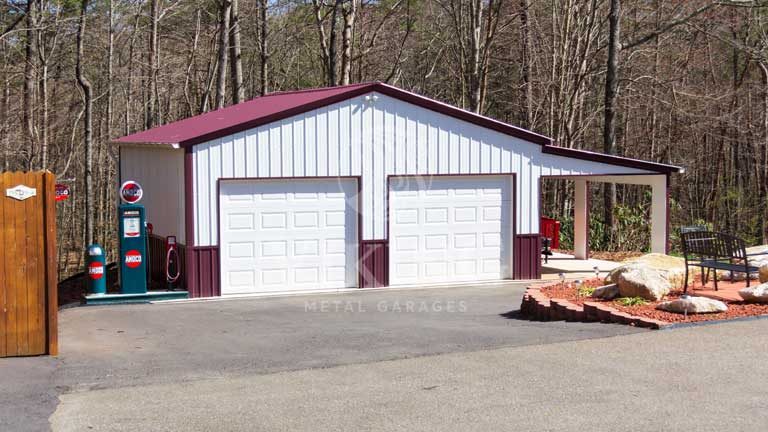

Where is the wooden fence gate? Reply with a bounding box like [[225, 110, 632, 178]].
[[0, 172, 58, 357]]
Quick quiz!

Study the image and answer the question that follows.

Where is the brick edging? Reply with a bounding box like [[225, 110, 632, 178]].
[[520, 285, 670, 330]]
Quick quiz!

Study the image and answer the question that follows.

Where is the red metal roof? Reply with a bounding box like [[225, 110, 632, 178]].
[[116, 83, 374, 147], [115, 82, 681, 174]]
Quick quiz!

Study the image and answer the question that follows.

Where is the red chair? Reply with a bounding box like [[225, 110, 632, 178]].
[[540, 217, 561, 250]]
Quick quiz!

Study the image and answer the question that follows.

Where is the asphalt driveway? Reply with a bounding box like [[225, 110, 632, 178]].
[[2, 282, 645, 431], [55, 282, 642, 391]]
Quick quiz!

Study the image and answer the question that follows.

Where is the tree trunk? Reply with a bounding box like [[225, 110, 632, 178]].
[[602, 0, 621, 247], [468, 0, 483, 113], [519, 0, 532, 128], [76, 0, 94, 246], [259, 0, 269, 95], [147, 0, 159, 128], [229, 0, 244, 103], [24, 0, 38, 170], [328, 1, 340, 86], [759, 61, 768, 244], [340, 0, 356, 85], [216, 0, 231, 109]]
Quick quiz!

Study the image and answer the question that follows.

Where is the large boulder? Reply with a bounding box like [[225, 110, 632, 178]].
[[613, 265, 671, 301], [738, 283, 768, 303], [717, 257, 768, 282], [605, 253, 685, 287], [656, 296, 727, 314], [591, 284, 620, 300], [606, 254, 686, 288]]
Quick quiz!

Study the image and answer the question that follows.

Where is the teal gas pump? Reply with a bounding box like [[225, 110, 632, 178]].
[[118, 181, 147, 294]]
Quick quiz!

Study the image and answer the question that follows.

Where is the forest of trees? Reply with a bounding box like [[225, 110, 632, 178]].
[[2, 0, 768, 278]]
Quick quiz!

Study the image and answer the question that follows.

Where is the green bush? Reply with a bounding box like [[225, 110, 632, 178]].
[[616, 297, 648, 307]]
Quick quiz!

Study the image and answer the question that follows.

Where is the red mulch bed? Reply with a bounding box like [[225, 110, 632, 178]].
[[540, 278, 768, 324]]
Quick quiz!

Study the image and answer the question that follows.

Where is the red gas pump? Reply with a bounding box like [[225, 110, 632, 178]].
[[165, 236, 181, 289]]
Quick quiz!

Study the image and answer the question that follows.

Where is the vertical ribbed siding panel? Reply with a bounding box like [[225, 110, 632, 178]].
[[339, 103, 351, 176], [189, 93, 655, 247], [513, 234, 541, 280], [316, 109, 328, 176], [360, 240, 388, 288], [362, 98, 374, 240], [327, 106, 339, 177], [293, 116, 305, 177], [194, 144, 209, 245], [305, 114, 316, 176], [188, 246, 220, 298], [373, 102, 386, 240]]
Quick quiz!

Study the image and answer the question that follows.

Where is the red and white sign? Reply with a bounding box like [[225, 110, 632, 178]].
[[123, 217, 141, 238], [125, 250, 142, 268], [120, 181, 143, 204], [88, 261, 104, 280], [55, 184, 70, 202]]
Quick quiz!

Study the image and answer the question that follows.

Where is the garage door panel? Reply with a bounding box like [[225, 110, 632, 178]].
[[220, 179, 358, 294], [389, 176, 511, 285]]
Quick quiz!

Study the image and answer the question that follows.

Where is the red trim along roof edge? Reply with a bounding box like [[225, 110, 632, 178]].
[[115, 82, 682, 175], [541, 145, 683, 174]]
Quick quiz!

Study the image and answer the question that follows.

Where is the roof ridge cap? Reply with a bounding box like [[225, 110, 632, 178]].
[[258, 82, 376, 98]]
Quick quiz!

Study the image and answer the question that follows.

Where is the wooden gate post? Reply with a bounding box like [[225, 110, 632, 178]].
[[0, 171, 58, 357]]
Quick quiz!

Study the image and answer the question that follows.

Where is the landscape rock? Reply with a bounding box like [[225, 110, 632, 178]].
[[717, 257, 768, 282], [606, 254, 686, 288], [656, 296, 728, 314], [738, 283, 768, 303], [591, 284, 620, 300], [613, 265, 671, 301], [760, 264, 768, 284]]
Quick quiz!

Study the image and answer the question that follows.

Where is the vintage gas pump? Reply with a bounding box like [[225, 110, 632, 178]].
[[165, 236, 181, 290], [118, 181, 148, 294]]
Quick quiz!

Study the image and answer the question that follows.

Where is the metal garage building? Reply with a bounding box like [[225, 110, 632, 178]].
[[116, 82, 681, 298]]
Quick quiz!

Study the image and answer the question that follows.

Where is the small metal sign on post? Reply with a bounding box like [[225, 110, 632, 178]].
[[6, 184, 37, 201], [55, 184, 70, 202]]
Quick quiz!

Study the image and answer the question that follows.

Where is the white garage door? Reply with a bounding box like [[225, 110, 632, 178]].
[[389, 176, 512, 285], [219, 179, 358, 294]]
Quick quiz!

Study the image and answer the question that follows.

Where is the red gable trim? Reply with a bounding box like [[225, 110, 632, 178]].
[[372, 84, 552, 145], [541, 145, 682, 174]]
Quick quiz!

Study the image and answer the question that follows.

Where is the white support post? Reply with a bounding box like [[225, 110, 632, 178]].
[[650, 175, 668, 254], [574, 179, 589, 260]]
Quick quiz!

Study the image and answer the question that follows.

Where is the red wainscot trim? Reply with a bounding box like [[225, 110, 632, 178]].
[[514, 234, 542, 280], [187, 246, 221, 298], [360, 240, 389, 288]]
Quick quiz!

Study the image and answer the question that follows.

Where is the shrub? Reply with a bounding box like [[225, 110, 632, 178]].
[[616, 296, 648, 307]]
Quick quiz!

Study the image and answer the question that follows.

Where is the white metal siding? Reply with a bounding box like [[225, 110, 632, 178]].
[[192, 93, 653, 246], [120, 146, 186, 243]]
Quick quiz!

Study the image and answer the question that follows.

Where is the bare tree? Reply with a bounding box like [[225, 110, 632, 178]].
[[258, 0, 269, 95], [76, 0, 94, 246], [340, 0, 356, 85], [147, 0, 160, 128], [216, 0, 232, 109], [230, 0, 244, 103], [23, 0, 38, 169]]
